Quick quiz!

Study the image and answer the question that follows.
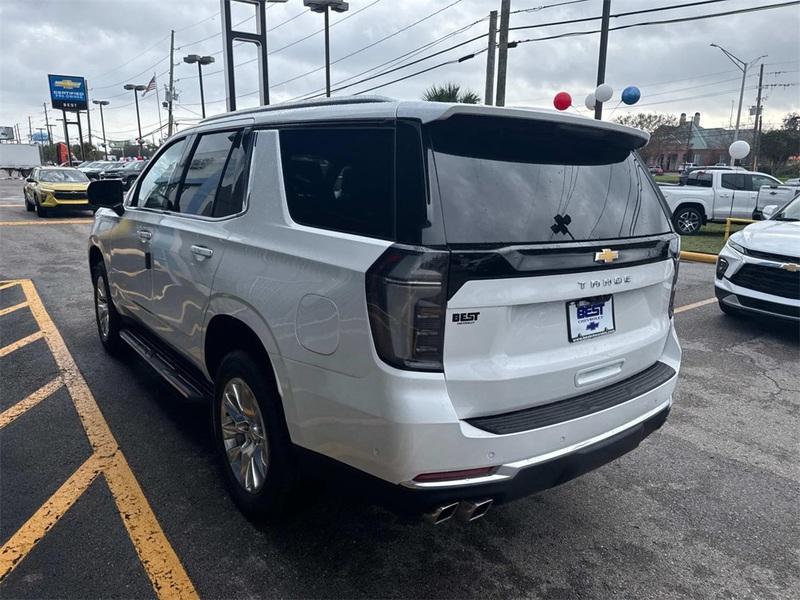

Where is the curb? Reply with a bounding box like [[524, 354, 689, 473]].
[[680, 251, 718, 264]]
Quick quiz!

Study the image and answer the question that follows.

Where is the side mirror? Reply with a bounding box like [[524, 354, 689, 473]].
[[25, 177, 34, 183], [761, 205, 778, 220], [88, 179, 125, 216]]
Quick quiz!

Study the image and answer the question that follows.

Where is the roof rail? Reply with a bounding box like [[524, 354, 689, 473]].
[[200, 95, 395, 124]]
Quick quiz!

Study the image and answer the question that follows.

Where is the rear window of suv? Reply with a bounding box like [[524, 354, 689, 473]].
[[428, 115, 672, 245]]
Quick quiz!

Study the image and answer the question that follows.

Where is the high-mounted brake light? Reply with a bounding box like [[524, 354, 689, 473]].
[[365, 245, 449, 372]]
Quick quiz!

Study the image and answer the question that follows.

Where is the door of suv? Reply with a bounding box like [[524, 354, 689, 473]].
[[105, 138, 189, 328], [147, 129, 250, 363]]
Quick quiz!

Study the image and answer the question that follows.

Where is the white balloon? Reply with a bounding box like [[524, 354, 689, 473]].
[[595, 83, 613, 103], [729, 140, 751, 160], [584, 93, 596, 110]]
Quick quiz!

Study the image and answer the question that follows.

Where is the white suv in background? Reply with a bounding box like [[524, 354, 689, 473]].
[[87, 98, 681, 524]]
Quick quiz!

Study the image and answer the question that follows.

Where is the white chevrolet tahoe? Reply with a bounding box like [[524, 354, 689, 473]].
[[87, 98, 681, 523], [662, 169, 782, 234]]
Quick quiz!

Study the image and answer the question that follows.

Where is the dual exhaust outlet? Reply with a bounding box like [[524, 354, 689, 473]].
[[423, 499, 493, 525]]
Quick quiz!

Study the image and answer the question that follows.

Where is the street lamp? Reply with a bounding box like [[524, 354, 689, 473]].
[[184, 54, 215, 118], [304, 0, 349, 97], [123, 83, 147, 157], [92, 100, 110, 160], [710, 43, 766, 165]]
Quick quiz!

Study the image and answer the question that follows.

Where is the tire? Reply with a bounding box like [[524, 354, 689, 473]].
[[24, 194, 34, 212], [34, 196, 50, 218], [91, 262, 124, 354], [213, 350, 296, 520], [673, 206, 703, 235]]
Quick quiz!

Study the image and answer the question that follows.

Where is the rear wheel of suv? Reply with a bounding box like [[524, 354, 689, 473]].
[[92, 262, 124, 354], [213, 351, 296, 520], [673, 207, 702, 235]]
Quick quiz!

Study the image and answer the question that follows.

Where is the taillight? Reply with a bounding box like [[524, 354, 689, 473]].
[[668, 236, 680, 318], [365, 245, 449, 372]]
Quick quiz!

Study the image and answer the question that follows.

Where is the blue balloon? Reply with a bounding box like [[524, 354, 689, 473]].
[[621, 86, 641, 105]]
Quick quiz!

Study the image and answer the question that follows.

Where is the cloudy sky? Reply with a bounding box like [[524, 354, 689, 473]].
[[1, 0, 798, 144]]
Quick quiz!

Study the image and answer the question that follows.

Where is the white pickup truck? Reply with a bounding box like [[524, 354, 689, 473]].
[[661, 169, 783, 235]]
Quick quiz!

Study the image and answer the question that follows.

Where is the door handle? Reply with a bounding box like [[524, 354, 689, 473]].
[[137, 229, 152, 242], [191, 245, 214, 259], [769, 191, 777, 196]]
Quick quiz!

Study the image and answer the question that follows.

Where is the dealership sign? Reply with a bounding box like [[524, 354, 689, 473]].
[[48, 74, 88, 111], [0, 126, 15, 141]]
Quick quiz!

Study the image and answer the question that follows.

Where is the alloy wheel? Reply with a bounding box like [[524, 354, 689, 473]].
[[220, 378, 269, 494], [677, 210, 700, 234], [95, 276, 110, 340]]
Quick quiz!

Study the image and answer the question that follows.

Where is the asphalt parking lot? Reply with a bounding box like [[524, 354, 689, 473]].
[[1, 177, 798, 600]]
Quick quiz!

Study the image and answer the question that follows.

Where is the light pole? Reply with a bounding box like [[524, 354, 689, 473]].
[[123, 83, 147, 157], [710, 44, 766, 165], [184, 54, 215, 118], [92, 100, 110, 160], [304, 0, 349, 97]]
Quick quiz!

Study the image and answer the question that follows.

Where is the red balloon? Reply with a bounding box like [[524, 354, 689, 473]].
[[553, 91, 572, 111]]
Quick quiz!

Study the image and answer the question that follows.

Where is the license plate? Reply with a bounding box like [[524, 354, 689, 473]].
[[567, 295, 615, 342]]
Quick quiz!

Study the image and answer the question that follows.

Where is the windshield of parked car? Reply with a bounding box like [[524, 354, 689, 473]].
[[124, 161, 145, 170], [39, 169, 89, 183], [428, 115, 672, 245], [774, 195, 800, 221]]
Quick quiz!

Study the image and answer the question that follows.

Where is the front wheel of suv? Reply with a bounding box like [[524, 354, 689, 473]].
[[213, 351, 296, 521]]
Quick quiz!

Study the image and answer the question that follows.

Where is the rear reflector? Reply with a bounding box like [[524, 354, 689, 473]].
[[413, 466, 496, 483]]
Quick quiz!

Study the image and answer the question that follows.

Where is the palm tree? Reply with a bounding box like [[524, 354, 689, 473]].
[[423, 83, 481, 104]]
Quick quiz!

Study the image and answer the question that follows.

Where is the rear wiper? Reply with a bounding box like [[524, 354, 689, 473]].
[[551, 213, 576, 240]]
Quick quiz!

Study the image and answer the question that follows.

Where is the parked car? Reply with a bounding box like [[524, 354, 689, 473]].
[[715, 193, 800, 321], [87, 98, 681, 522], [80, 161, 117, 180], [678, 164, 741, 185], [648, 165, 664, 176], [755, 181, 800, 217], [100, 160, 148, 190], [23, 166, 90, 217], [661, 169, 783, 234]]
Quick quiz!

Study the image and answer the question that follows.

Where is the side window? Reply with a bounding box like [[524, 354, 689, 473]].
[[136, 139, 188, 209], [278, 128, 394, 240], [174, 131, 237, 216], [213, 131, 249, 218], [686, 172, 712, 188], [751, 175, 777, 190], [721, 173, 747, 191], [31, 168, 39, 181]]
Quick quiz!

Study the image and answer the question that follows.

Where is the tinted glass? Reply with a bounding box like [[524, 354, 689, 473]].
[[721, 173, 747, 190], [279, 128, 394, 239], [429, 116, 670, 245], [686, 172, 713, 188], [39, 169, 89, 183], [137, 138, 187, 209], [213, 131, 249, 218], [751, 174, 777, 190], [175, 131, 236, 216]]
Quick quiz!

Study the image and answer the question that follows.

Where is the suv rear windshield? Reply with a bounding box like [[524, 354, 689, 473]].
[[428, 115, 671, 245]]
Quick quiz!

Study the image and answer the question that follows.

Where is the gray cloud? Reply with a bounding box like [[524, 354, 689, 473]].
[[1, 0, 797, 144]]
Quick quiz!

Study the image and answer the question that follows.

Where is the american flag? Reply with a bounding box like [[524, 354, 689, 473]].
[[142, 74, 156, 97]]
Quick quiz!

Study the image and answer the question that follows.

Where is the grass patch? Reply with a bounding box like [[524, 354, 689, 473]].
[[680, 222, 749, 255], [655, 174, 680, 184]]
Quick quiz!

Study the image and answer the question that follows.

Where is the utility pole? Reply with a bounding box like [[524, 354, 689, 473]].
[[168, 29, 175, 137], [495, 0, 511, 106], [752, 63, 765, 171], [43, 102, 52, 145], [594, 0, 612, 119], [27, 116, 33, 143], [85, 80, 92, 154], [685, 118, 694, 165], [484, 10, 498, 105]]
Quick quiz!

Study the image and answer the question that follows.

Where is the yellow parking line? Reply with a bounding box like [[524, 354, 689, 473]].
[[675, 297, 718, 314], [0, 219, 94, 226], [0, 203, 21, 207], [0, 378, 64, 428], [0, 331, 44, 358], [0, 302, 28, 317], [0, 455, 104, 577], [7, 279, 199, 599], [0, 281, 22, 291]]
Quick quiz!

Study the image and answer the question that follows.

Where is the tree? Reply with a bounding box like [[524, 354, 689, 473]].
[[614, 113, 680, 165], [422, 83, 481, 104], [758, 112, 800, 173]]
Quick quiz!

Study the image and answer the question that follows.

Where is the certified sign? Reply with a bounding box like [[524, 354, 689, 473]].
[[48, 74, 88, 111]]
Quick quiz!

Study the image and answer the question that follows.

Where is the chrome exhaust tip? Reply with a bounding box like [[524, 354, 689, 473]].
[[423, 502, 459, 525], [456, 499, 493, 522]]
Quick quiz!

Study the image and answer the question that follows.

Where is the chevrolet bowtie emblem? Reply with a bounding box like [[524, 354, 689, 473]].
[[780, 263, 799, 272], [594, 248, 619, 264]]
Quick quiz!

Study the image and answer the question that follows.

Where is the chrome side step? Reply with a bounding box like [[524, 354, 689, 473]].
[[119, 329, 211, 401]]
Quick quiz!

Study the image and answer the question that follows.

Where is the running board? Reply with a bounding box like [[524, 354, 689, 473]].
[[119, 329, 212, 402]]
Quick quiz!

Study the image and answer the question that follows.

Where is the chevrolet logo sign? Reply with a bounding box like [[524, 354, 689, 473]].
[[55, 79, 82, 89], [594, 248, 619, 264], [780, 263, 799, 272]]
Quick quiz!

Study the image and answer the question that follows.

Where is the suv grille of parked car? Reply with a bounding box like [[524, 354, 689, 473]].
[[730, 264, 800, 300], [54, 191, 87, 200], [739, 248, 800, 263]]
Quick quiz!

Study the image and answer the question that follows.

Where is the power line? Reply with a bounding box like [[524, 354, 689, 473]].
[[512, 0, 590, 14]]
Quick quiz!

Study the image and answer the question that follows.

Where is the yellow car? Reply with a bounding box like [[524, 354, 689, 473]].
[[23, 167, 91, 218]]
